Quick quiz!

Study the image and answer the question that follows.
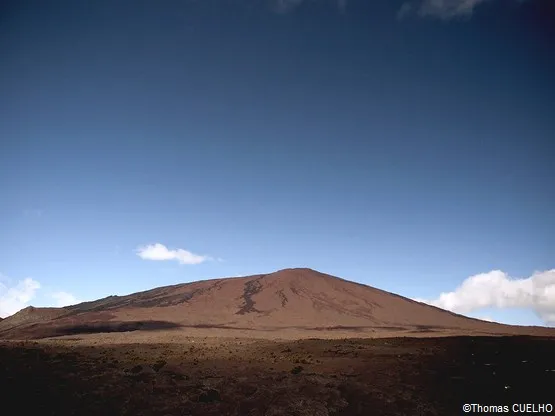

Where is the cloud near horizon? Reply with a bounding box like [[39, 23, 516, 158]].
[[0, 276, 41, 318], [51, 291, 79, 307], [0, 273, 81, 317], [476, 316, 494, 322], [416, 269, 555, 326], [136, 243, 211, 265]]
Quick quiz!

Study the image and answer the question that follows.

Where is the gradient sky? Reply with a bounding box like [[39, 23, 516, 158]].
[[1, 0, 554, 325]]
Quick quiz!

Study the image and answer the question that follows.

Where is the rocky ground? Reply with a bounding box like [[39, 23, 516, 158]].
[[1, 335, 554, 415]]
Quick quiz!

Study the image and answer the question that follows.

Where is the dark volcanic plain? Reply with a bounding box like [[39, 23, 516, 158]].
[[1, 268, 554, 415]]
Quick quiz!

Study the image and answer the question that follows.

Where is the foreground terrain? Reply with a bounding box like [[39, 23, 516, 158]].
[[1, 335, 554, 416]]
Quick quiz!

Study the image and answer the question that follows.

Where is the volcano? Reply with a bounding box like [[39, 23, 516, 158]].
[[0, 268, 553, 339]]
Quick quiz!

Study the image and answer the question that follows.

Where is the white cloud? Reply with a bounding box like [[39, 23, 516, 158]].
[[420, 270, 555, 326], [136, 243, 211, 265], [399, 0, 493, 19], [466, 313, 496, 322], [51, 291, 79, 307], [0, 276, 41, 318]]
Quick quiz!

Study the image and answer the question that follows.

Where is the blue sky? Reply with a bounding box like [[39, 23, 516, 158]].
[[1, 0, 553, 325]]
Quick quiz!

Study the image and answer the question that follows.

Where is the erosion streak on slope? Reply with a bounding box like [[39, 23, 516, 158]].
[[236, 275, 265, 315]]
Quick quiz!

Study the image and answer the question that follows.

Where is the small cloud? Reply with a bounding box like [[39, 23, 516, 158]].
[[419, 269, 555, 326], [136, 243, 211, 265], [0, 275, 41, 318], [51, 291, 79, 307], [476, 316, 494, 322]]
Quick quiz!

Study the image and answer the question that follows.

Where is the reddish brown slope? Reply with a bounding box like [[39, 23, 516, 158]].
[[0, 268, 553, 339]]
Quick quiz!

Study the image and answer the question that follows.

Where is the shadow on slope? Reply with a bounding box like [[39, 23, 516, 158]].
[[25, 320, 183, 339]]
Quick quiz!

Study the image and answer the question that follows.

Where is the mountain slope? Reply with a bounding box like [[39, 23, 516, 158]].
[[0, 268, 553, 339]]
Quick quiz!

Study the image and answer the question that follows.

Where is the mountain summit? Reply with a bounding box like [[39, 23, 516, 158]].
[[0, 268, 553, 339]]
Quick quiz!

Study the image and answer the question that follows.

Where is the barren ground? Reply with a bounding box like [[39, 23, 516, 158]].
[[1, 334, 554, 416]]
